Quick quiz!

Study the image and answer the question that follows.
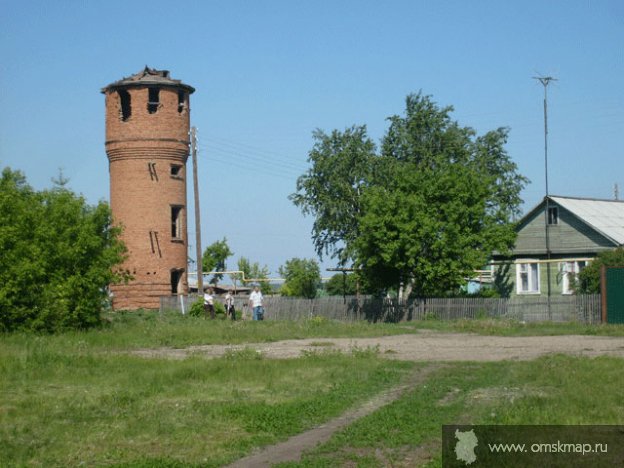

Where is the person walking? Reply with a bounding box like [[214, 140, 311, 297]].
[[249, 286, 264, 321], [204, 287, 215, 319], [225, 289, 235, 321]]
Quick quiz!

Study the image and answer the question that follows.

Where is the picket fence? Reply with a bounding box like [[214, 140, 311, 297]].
[[160, 294, 602, 324]]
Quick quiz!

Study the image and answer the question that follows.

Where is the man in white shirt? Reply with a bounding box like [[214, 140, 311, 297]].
[[249, 286, 264, 321]]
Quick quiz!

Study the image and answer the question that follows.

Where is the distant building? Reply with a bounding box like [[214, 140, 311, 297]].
[[102, 67, 195, 310], [492, 195, 624, 297]]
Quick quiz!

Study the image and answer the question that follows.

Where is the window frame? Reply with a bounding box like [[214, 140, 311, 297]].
[[516, 260, 540, 295], [170, 205, 184, 240]]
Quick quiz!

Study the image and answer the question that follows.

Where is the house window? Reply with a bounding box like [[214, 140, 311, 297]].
[[516, 261, 540, 294], [148, 88, 160, 114], [118, 90, 131, 121], [171, 205, 183, 239], [548, 206, 558, 225], [170, 164, 183, 179], [560, 260, 588, 294]]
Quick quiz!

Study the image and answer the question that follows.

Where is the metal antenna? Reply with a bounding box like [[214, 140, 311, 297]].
[[533, 75, 557, 318]]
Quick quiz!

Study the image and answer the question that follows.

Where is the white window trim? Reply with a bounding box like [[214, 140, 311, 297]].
[[516, 260, 540, 295], [560, 260, 589, 295]]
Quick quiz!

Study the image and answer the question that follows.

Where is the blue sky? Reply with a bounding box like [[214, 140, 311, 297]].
[[1, 0, 622, 277]]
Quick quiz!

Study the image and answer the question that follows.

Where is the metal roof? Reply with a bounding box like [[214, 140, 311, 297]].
[[101, 66, 195, 94], [550, 196, 624, 245]]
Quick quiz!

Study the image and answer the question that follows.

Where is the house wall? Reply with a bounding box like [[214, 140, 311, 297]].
[[514, 204, 615, 256], [494, 200, 620, 298]]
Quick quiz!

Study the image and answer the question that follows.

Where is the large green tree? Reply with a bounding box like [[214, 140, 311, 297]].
[[279, 258, 321, 299], [291, 93, 528, 299], [202, 238, 233, 285], [0, 167, 127, 332], [290, 126, 376, 266]]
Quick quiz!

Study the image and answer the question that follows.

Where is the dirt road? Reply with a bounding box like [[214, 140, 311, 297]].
[[131, 331, 624, 467], [133, 330, 624, 362]]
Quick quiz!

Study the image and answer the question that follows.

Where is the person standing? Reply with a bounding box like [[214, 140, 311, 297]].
[[225, 289, 235, 321], [204, 287, 215, 319], [249, 286, 264, 321]]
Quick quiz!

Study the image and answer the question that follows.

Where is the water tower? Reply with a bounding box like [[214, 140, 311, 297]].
[[102, 67, 195, 310]]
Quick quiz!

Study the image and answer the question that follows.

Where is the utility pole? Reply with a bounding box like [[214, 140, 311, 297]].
[[191, 126, 204, 296], [615, 183, 620, 201], [534, 75, 557, 318]]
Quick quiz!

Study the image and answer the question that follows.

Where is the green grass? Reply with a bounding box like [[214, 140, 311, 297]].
[[0, 341, 413, 467], [1, 313, 623, 467], [279, 355, 624, 467], [2, 312, 622, 359]]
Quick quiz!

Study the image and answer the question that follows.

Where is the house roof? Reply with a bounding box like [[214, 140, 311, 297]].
[[549, 196, 624, 245], [101, 66, 195, 94], [520, 195, 624, 246]]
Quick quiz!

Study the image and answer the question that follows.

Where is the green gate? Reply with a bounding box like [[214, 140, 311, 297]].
[[602, 266, 624, 324]]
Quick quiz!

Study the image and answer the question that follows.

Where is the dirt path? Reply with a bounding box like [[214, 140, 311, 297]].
[[132, 330, 624, 362], [225, 364, 442, 468], [131, 332, 624, 467]]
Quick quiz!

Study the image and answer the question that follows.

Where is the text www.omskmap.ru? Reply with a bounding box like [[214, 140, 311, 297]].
[[488, 441, 608, 456]]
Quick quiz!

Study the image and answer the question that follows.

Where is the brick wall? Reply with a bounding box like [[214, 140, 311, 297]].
[[105, 86, 191, 310]]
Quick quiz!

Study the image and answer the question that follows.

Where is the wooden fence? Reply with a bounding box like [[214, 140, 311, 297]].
[[160, 294, 602, 324]]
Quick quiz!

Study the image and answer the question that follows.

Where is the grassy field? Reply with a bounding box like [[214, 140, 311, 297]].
[[278, 355, 624, 467], [1, 313, 623, 467]]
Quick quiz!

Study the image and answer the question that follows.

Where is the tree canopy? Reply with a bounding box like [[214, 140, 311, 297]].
[[576, 248, 624, 294], [279, 258, 321, 299], [0, 167, 127, 332], [291, 93, 528, 299], [202, 238, 233, 285], [235, 257, 272, 295]]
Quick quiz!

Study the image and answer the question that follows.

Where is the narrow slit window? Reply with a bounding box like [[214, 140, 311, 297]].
[[171, 206, 183, 239], [118, 90, 131, 121], [148, 88, 160, 114], [177, 91, 186, 113]]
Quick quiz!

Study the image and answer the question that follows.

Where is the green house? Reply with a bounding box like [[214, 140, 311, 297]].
[[492, 195, 624, 297]]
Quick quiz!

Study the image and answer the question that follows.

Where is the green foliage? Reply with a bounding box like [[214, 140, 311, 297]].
[[0, 167, 127, 332], [235, 256, 272, 295], [324, 272, 372, 296], [576, 247, 624, 294], [291, 93, 528, 299], [279, 258, 321, 298], [189, 299, 204, 317], [290, 126, 377, 266], [189, 298, 226, 318], [202, 237, 233, 285]]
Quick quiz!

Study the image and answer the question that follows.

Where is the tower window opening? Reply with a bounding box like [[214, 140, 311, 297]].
[[171, 205, 183, 239], [170, 269, 184, 294], [177, 91, 187, 113], [118, 90, 131, 121], [170, 164, 183, 179], [148, 88, 160, 113]]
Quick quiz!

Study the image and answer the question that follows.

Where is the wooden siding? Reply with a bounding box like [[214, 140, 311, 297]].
[[514, 203, 616, 256]]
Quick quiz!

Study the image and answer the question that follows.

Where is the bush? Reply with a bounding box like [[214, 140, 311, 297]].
[[188, 298, 228, 318], [0, 168, 127, 332]]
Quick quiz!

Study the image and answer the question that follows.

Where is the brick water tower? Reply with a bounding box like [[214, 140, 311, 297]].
[[102, 67, 195, 310]]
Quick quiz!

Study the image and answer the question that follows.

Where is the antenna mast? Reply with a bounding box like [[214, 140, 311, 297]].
[[533, 75, 557, 318]]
